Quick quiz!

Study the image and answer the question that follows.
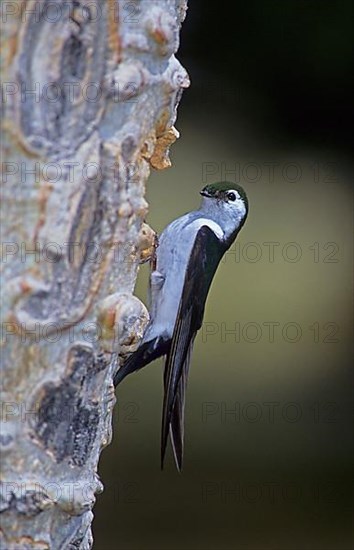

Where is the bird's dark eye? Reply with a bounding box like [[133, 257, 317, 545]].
[[227, 192, 236, 201]]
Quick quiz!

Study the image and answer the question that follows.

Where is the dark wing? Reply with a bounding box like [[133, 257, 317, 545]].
[[113, 337, 169, 387], [161, 225, 226, 470]]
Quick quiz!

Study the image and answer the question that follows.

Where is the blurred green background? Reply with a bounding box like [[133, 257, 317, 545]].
[[94, 2, 353, 549]]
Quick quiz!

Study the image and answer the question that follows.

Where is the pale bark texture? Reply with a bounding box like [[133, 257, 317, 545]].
[[0, 1, 189, 548]]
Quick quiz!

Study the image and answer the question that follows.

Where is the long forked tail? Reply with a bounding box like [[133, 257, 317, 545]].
[[114, 338, 170, 387], [168, 341, 193, 471], [161, 334, 195, 471]]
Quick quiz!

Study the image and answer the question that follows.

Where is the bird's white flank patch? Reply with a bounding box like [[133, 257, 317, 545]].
[[190, 218, 224, 239]]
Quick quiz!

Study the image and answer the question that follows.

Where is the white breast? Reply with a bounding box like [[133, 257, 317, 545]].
[[143, 215, 223, 342]]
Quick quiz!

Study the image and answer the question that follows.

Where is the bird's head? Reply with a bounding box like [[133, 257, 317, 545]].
[[200, 182, 248, 233]]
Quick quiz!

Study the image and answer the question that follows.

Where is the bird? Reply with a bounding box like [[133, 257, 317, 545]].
[[114, 181, 249, 471]]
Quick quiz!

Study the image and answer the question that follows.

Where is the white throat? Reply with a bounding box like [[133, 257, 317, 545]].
[[199, 197, 246, 241]]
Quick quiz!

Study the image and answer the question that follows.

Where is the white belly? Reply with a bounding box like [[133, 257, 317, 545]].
[[143, 215, 223, 341]]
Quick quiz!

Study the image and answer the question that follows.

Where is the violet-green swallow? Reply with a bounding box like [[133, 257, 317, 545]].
[[114, 182, 249, 470]]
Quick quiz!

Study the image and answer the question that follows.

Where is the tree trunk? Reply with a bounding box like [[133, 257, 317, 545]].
[[0, 1, 189, 548]]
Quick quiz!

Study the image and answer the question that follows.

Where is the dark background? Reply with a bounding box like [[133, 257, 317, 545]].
[[94, 2, 353, 549]]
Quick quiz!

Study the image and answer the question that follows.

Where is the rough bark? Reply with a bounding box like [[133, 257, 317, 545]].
[[0, 1, 189, 548]]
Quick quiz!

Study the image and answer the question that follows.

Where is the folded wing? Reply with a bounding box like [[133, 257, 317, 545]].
[[161, 225, 226, 470]]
